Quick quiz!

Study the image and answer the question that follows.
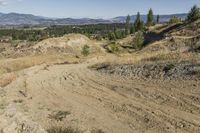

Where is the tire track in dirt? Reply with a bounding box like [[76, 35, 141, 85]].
[[2, 63, 200, 133]]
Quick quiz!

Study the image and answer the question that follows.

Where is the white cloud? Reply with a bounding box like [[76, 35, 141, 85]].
[[0, 0, 8, 6], [0, 0, 24, 6]]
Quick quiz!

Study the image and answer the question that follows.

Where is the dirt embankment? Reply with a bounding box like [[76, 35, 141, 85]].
[[33, 34, 102, 55]]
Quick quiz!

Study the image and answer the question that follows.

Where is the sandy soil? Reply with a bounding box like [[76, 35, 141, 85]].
[[0, 55, 200, 133]]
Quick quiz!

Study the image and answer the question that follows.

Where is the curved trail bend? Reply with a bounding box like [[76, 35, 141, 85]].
[[1, 59, 200, 133]]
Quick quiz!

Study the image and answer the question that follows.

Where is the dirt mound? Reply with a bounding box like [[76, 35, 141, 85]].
[[33, 34, 101, 55], [92, 62, 200, 80]]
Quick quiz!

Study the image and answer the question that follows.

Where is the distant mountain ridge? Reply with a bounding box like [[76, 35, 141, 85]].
[[112, 13, 187, 23], [0, 12, 187, 25]]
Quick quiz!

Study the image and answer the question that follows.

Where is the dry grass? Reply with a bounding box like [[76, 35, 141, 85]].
[[0, 53, 80, 88], [0, 53, 80, 76]]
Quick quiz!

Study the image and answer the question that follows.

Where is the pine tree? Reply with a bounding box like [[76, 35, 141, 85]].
[[130, 24, 135, 34], [156, 15, 160, 24], [125, 15, 131, 35], [187, 5, 200, 22], [146, 8, 154, 26], [134, 12, 144, 31]]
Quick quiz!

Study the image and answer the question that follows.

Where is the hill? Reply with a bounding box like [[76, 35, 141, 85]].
[[0, 18, 200, 133]]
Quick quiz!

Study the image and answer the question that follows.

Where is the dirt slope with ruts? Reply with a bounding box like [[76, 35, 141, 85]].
[[0, 56, 200, 133]]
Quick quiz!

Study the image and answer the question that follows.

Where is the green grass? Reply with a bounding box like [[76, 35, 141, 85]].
[[194, 66, 200, 73]]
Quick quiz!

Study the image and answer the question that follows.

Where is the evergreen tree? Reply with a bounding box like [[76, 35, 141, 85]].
[[130, 24, 135, 34], [146, 8, 154, 26], [187, 5, 200, 22], [156, 15, 160, 24], [134, 12, 144, 31], [125, 15, 131, 35]]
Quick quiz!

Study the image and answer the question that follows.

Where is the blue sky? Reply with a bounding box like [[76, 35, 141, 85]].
[[0, 0, 199, 18]]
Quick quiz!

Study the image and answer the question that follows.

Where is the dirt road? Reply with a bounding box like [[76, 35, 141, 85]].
[[0, 59, 200, 133]]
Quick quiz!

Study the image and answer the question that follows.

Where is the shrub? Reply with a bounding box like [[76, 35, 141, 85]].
[[133, 31, 144, 49], [108, 32, 116, 40], [81, 45, 90, 56], [109, 43, 119, 53], [169, 16, 181, 24], [111, 44, 119, 53], [194, 66, 200, 73]]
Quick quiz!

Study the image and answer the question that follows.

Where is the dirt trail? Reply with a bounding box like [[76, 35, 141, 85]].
[[0, 58, 200, 133]]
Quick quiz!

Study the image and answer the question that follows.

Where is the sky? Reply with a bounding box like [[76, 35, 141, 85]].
[[0, 0, 199, 18]]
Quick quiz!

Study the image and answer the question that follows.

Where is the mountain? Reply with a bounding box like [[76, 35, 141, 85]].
[[0, 12, 188, 25], [112, 13, 187, 23], [0, 13, 111, 25]]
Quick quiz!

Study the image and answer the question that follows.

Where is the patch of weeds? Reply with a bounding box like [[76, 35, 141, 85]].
[[91, 128, 106, 133], [89, 63, 109, 70], [0, 100, 7, 110], [82, 45, 90, 56], [48, 111, 71, 121], [0, 68, 8, 75], [163, 63, 175, 72], [194, 66, 200, 73], [106, 42, 120, 53], [18, 90, 27, 97], [13, 99, 23, 104], [47, 126, 82, 133], [0, 103, 6, 110]]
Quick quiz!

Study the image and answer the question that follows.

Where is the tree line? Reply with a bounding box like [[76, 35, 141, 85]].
[[124, 4, 200, 36], [0, 5, 199, 43]]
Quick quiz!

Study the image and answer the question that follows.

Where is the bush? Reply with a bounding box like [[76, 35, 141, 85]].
[[108, 32, 116, 40], [169, 16, 181, 24], [82, 45, 90, 56], [133, 31, 144, 49], [107, 42, 119, 53]]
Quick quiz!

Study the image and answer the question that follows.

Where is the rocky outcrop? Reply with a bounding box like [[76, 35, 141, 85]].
[[93, 62, 200, 80]]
